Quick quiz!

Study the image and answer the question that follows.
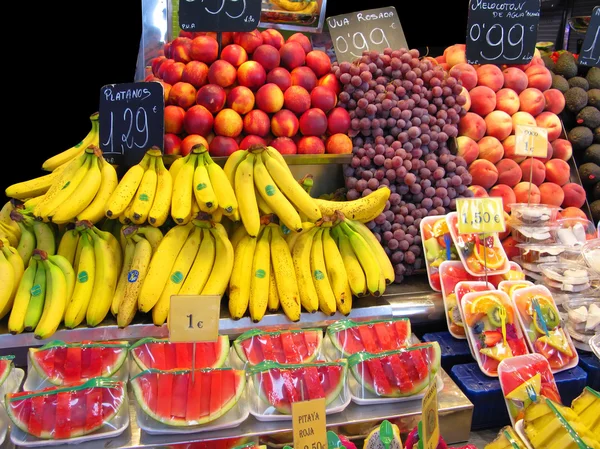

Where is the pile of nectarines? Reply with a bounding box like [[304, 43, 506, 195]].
[[148, 30, 351, 157]]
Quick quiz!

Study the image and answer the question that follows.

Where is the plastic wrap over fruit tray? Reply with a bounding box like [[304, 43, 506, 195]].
[[23, 340, 130, 391], [0, 356, 25, 400], [8, 378, 129, 447]]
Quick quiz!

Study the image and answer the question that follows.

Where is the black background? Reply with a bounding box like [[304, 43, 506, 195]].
[[5, 0, 469, 205]]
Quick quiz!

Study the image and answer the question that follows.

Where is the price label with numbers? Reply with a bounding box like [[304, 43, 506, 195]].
[[456, 197, 506, 234], [292, 398, 327, 449], [578, 6, 600, 68], [326, 7, 408, 64], [421, 380, 440, 449], [99, 82, 164, 168], [514, 124, 548, 157], [465, 0, 540, 65], [168, 295, 220, 342], [179, 0, 261, 32]]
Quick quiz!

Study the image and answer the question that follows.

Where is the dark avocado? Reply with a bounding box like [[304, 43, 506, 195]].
[[594, 182, 600, 201], [551, 74, 570, 93], [555, 52, 579, 79], [579, 162, 600, 186], [542, 55, 555, 71], [592, 200, 600, 223], [569, 76, 590, 90], [576, 106, 600, 129], [587, 67, 600, 90], [565, 87, 589, 114], [595, 127, 600, 144], [568, 126, 594, 151], [584, 144, 600, 165], [588, 89, 600, 108]]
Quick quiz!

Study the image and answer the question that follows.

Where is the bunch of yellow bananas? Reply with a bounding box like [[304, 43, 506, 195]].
[[8, 210, 56, 267], [0, 201, 22, 248], [105, 148, 172, 227], [169, 145, 238, 226], [0, 238, 24, 322], [137, 218, 234, 326]]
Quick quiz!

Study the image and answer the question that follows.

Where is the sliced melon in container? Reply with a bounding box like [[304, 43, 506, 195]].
[[327, 318, 411, 357], [233, 329, 323, 365]]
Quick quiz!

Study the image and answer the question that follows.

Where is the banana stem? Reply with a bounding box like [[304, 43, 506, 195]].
[[32, 249, 48, 260]]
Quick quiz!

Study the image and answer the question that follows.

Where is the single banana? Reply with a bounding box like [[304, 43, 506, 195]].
[[117, 235, 152, 328], [85, 229, 119, 327], [179, 228, 215, 295], [77, 157, 118, 224], [64, 232, 96, 328], [34, 152, 90, 221], [93, 226, 123, 281], [332, 226, 367, 297], [254, 153, 303, 233], [0, 241, 24, 318], [111, 236, 136, 316], [222, 149, 248, 187], [42, 112, 99, 171], [168, 155, 186, 182], [310, 228, 337, 316], [346, 219, 395, 285], [8, 258, 37, 334], [73, 230, 85, 274], [138, 222, 194, 312], [230, 222, 249, 251], [205, 152, 238, 216], [263, 151, 322, 222], [23, 254, 46, 331], [269, 224, 300, 321], [16, 220, 36, 266], [0, 202, 20, 237], [249, 227, 271, 322], [323, 228, 352, 315], [287, 222, 315, 252], [0, 249, 16, 321], [235, 153, 260, 237], [5, 166, 66, 200], [339, 222, 385, 296], [292, 226, 319, 313], [22, 196, 45, 213], [131, 156, 158, 225], [31, 220, 56, 256], [171, 154, 197, 224], [256, 187, 274, 215], [148, 156, 172, 228], [57, 229, 80, 266], [201, 223, 234, 296], [105, 153, 151, 218], [49, 152, 102, 224], [134, 226, 163, 254], [47, 254, 75, 306], [0, 222, 19, 248], [315, 187, 390, 223], [229, 233, 257, 319], [267, 262, 280, 313], [193, 153, 218, 213], [152, 226, 202, 326], [264, 146, 294, 176], [34, 259, 67, 340]]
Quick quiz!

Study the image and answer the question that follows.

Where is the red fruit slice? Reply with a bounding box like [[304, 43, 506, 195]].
[[280, 369, 300, 405], [171, 373, 189, 419], [270, 335, 287, 363], [156, 369, 173, 419], [329, 319, 411, 357], [176, 343, 191, 369], [86, 386, 103, 432], [199, 372, 212, 420], [29, 396, 45, 438], [186, 372, 202, 421], [365, 359, 394, 396], [209, 370, 222, 420], [236, 330, 323, 365], [64, 347, 82, 385], [70, 390, 86, 437], [292, 332, 309, 360], [55, 392, 71, 439], [280, 332, 302, 363], [302, 366, 325, 400], [357, 326, 380, 353], [164, 343, 178, 371]]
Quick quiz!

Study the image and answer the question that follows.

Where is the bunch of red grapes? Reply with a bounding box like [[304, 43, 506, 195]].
[[333, 48, 474, 282]]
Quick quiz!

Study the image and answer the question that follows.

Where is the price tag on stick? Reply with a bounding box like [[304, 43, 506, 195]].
[[292, 398, 327, 449], [327, 7, 408, 64], [465, 0, 540, 65], [420, 379, 440, 449], [179, 0, 261, 32], [168, 295, 221, 343], [578, 6, 600, 68], [514, 125, 548, 158], [99, 82, 164, 168], [456, 197, 506, 235]]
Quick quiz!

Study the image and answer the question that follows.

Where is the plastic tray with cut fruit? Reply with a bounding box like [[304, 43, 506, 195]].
[[455, 281, 495, 358], [512, 285, 579, 373], [446, 212, 510, 277], [420, 215, 459, 292], [498, 280, 535, 300], [459, 290, 529, 377], [439, 261, 478, 339]]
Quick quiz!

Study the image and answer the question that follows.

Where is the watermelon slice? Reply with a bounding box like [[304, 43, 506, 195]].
[[251, 360, 347, 414], [5, 378, 125, 439], [29, 341, 128, 386], [130, 336, 230, 371], [0, 355, 14, 387], [234, 329, 323, 365], [131, 368, 245, 426], [327, 318, 411, 357], [349, 343, 441, 398]]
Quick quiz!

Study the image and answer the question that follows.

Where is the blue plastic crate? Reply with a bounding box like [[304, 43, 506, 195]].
[[422, 331, 474, 373], [578, 352, 600, 391], [554, 365, 588, 406], [450, 363, 509, 430]]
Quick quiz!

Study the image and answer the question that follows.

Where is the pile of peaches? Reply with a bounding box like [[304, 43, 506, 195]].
[[148, 30, 352, 156], [436, 44, 587, 218]]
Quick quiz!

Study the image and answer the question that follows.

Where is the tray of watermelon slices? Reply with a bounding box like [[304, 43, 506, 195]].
[[6, 377, 129, 447]]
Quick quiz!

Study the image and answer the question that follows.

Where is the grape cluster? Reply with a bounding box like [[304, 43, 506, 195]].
[[333, 48, 474, 282]]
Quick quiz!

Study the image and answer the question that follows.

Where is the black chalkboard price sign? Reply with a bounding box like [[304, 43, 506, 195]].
[[465, 0, 541, 65], [179, 0, 261, 32], [327, 7, 408, 64], [99, 82, 164, 168], [578, 6, 600, 68]]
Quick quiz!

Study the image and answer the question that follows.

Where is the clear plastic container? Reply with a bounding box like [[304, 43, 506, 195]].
[[553, 218, 597, 246], [6, 378, 128, 444], [446, 212, 510, 277], [231, 329, 324, 369], [459, 290, 530, 377], [498, 354, 561, 427], [590, 334, 600, 360], [247, 360, 349, 420], [455, 281, 496, 359], [439, 261, 479, 339], [420, 215, 459, 292], [562, 298, 600, 350], [516, 244, 571, 264], [582, 238, 600, 276], [0, 355, 23, 399], [325, 318, 411, 360], [512, 285, 579, 373], [488, 261, 528, 287], [485, 425, 529, 449], [508, 203, 561, 226], [512, 256, 543, 274], [498, 280, 535, 299], [24, 341, 130, 391], [510, 224, 557, 244], [539, 262, 596, 293], [346, 344, 441, 400]]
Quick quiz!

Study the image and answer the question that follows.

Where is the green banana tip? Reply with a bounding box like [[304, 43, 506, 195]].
[[90, 112, 100, 121]]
